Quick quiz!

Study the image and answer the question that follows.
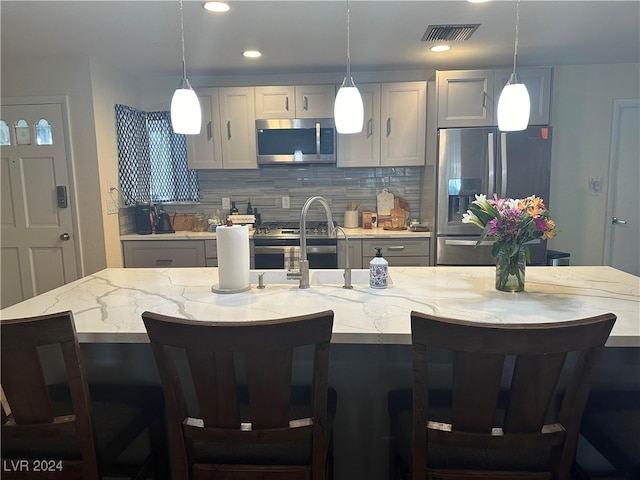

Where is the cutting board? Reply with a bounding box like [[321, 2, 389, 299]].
[[376, 189, 395, 216]]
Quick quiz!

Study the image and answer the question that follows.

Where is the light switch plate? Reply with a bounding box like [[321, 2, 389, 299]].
[[282, 196, 290, 209], [222, 197, 231, 210]]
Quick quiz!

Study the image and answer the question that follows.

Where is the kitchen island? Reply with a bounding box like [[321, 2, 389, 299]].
[[1, 266, 637, 346], [1, 266, 638, 480]]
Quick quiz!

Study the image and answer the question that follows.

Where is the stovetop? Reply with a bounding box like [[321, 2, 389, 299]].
[[253, 221, 335, 239]]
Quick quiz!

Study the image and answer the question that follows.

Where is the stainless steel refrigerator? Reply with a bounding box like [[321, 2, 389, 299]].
[[436, 126, 552, 266]]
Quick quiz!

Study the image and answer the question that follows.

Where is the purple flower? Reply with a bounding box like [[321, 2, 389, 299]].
[[534, 217, 547, 231], [488, 218, 499, 235]]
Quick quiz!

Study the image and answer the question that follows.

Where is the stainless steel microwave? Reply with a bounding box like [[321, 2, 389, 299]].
[[256, 118, 336, 165]]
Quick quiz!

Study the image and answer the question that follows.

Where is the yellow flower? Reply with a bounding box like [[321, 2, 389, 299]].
[[526, 196, 545, 217]]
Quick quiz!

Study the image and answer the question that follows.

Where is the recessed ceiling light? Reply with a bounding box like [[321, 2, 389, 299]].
[[243, 50, 262, 58], [430, 44, 451, 52], [467, 0, 490, 3], [202, 2, 230, 13]]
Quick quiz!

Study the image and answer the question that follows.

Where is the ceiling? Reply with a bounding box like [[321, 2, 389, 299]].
[[2, 1, 639, 79]]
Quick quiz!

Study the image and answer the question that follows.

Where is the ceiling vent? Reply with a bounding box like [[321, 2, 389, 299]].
[[421, 24, 480, 42]]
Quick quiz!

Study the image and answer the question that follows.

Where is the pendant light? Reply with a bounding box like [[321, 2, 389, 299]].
[[171, 0, 201, 135], [334, 0, 364, 134], [497, 0, 530, 132]]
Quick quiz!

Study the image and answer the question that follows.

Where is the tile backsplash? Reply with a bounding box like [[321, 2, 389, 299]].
[[121, 164, 429, 234]]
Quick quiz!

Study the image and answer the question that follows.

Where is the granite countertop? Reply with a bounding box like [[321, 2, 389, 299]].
[[1, 266, 637, 346], [120, 227, 432, 241]]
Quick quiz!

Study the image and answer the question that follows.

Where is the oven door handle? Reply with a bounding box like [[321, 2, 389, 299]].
[[254, 246, 289, 254]]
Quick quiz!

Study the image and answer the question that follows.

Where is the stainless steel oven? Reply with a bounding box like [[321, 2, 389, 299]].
[[253, 222, 338, 269]]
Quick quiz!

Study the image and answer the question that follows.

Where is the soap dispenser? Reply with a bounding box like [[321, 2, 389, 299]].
[[369, 247, 388, 289]]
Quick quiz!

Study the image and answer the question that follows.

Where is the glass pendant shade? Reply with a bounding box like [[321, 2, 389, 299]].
[[497, 77, 530, 131], [334, 77, 364, 134], [171, 78, 201, 135]]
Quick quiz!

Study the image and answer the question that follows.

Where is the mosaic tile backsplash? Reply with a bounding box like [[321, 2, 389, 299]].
[[120, 164, 431, 234]]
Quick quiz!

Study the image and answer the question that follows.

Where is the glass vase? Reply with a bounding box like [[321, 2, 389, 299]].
[[495, 245, 526, 292]]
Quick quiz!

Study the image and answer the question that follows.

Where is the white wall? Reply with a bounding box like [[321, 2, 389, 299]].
[[1, 56, 107, 275], [549, 63, 640, 265], [89, 58, 141, 267]]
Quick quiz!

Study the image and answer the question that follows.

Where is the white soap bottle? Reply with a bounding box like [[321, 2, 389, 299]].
[[369, 247, 388, 289]]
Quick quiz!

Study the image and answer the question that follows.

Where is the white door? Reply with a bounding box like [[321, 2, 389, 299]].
[[1, 102, 78, 308], [604, 99, 640, 276]]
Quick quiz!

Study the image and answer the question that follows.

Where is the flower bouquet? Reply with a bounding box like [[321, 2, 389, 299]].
[[462, 194, 558, 292]]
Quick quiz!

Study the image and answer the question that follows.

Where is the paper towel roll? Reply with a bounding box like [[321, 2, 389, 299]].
[[213, 225, 250, 293]]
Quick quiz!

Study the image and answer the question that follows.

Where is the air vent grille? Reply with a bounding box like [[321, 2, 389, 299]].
[[421, 24, 480, 42]]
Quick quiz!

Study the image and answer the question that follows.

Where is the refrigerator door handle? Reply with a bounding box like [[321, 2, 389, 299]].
[[500, 132, 508, 198], [488, 132, 495, 195], [444, 239, 496, 246]]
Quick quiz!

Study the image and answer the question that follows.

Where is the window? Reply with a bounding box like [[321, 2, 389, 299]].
[[115, 104, 199, 205]]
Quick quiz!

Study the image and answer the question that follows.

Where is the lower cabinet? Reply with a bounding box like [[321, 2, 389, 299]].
[[122, 240, 206, 268], [204, 240, 218, 267], [361, 238, 430, 267], [338, 238, 363, 269]]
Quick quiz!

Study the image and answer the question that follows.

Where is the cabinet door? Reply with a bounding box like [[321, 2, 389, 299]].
[[187, 90, 224, 169], [295, 85, 336, 118], [437, 70, 494, 127], [255, 86, 295, 119], [338, 238, 363, 269], [381, 82, 426, 166], [495, 67, 552, 126], [123, 240, 206, 268], [337, 83, 381, 167], [218, 87, 257, 169]]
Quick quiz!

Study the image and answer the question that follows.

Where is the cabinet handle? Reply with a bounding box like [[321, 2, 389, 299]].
[[207, 121, 212, 141], [482, 91, 487, 111], [303, 95, 309, 111], [386, 118, 391, 137], [226, 121, 231, 140], [285, 97, 289, 112], [155, 259, 173, 266], [367, 118, 373, 138], [387, 245, 405, 251]]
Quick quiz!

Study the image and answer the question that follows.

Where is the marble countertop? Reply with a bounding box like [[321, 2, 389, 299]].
[[120, 227, 432, 241], [1, 267, 637, 346]]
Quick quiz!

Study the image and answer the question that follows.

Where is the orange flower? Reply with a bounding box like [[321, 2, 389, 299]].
[[543, 219, 556, 239], [527, 197, 545, 217]]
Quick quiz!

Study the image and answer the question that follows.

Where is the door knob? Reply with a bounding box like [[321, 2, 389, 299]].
[[612, 217, 628, 225], [60, 233, 71, 241]]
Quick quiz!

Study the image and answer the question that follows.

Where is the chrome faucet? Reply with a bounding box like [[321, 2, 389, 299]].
[[287, 196, 335, 289], [335, 226, 352, 289]]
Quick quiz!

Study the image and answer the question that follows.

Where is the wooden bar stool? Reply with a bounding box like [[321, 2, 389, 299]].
[[1, 311, 169, 479], [388, 311, 617, 480], [142, 309, 336, 480]]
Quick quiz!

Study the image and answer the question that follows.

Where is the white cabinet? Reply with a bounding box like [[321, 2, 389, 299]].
[[337, 83, 381, 167], [495, 67, 552, 126], [437, 70, 495, 127], [187, 87, 257, 169], [437, 68, 552, 128], [381, 82, 427, 166], [255, 85, 336, 119], [338, 81, 426, 167]]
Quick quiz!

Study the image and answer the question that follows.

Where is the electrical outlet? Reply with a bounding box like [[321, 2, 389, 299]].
[[222, 197, 231, 210], [107, 199, 118, 215], [282, 196, 290, 209]]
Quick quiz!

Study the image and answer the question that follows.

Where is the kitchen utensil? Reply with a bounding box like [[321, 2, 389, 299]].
[[155, 212, 175, 234]]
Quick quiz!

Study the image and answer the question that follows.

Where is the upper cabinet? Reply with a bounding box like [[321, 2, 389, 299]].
[[255, 85, 336, 119], [338, 81, 427, 168], [436, 68, 552, 128], [187, 87, 257, 170], [437, 70, 495, 127]]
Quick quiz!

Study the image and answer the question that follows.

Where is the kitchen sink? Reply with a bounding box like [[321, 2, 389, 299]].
[[310, 269, 392, 286], [248, 269, 392, 287], [249, 270, 298, 285]]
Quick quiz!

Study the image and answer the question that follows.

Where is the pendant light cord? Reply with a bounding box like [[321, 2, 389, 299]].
[[179, 0, 187, 80], [511, 0, 521, 76], [346, 0, 351, 78]]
